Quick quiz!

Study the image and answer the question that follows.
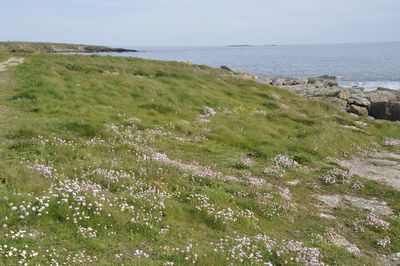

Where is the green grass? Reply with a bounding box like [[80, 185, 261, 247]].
[[0, 51, 399, 265]]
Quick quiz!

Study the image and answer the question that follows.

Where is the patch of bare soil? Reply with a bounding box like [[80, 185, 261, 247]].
[[0, 57, 25, 72]]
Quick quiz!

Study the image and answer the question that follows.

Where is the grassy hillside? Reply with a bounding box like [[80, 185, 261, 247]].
[[0, 52, 399, 265]]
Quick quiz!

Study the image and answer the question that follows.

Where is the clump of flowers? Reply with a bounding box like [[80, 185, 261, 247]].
[[213, 234, 323, 266], [36, 135, 76, 147], [203, 107, 216, 116], [320, 168, 353, 184], [88, 167, 138, 184], [244, 175, 266, 187], [384, 137, 400, 146], [105, 123, 155, 146], [195, 107, 217, 124], [152, 152, 240, 183], [352, 181, 364, 189], [195, 117, 210, 124], [377, 236, 391, 248], [160, 225, 170, 234], [133, 249, 150, 258], [166, 243, 199, 264], [0, 244, 39, 265], [236, 156, 253, 168], [212, 234, 276, 265], [320, 174, 336, 184], [32, 164, 56, 177], [9, 195, 51, 219], [187, 194, 257, 224], [85, 137, 107, 146], [125, 117, 142, 124], [222, 108, 235, 115], [274, 155, 299, 168], [126, 186, 171, 229], [264, 154, 299, 177], [256, 191, 298, 218], [352, 219, 365, 233], [77, 226, 97, 238], [278, 187, 292, 201], [252, 109, 267, 116], [278, 240, 325, 266], [40, 247, 98, 264], [4, 229, 35, 239], [366, 214, 390, 230], [67, 250, 98, 264]]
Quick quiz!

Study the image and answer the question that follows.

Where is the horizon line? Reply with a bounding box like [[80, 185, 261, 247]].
[[2, 39, 400, 48]]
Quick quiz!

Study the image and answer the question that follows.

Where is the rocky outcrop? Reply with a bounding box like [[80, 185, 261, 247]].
[[272, 77, 304, 86], [256, 75, 400, 121], [328, 234, 363, 257], [308, 75, 338, 88], [339, 151, 400, 191], [45, 45, 137, 53], [369, 101, 400, 120], [348, 104, 369, 116], [382, 253, 400, 266], [220, 65, 234, 72]]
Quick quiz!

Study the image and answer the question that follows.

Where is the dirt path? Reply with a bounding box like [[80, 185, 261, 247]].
[[0, 57, 25, 72], [0, 57, 25, 120]]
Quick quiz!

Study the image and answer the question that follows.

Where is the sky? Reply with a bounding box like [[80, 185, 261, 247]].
[[1, 0, 400, 46]]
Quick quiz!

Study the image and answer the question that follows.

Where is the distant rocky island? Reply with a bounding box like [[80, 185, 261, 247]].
[[0, 41, 137, 53], [227, 44, 277, 47]]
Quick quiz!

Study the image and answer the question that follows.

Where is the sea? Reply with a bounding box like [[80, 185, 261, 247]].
[[111, 42, 400, 91]]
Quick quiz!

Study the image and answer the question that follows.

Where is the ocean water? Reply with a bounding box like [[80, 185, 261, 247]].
[[114, 42, 400, 91]]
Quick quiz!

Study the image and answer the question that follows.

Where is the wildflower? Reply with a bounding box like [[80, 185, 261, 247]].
[[377, 236, 391, 247], [263, 154, 299, 177], [188, 194, 257, 223], [321, 168, 353, 184], [366, 214, 390, 230], [278, 240, 325, 266], [278, 187, 292, 201], [352, 219, 365, 233], [203, 107, 216, 116], [252, 109, 267, 116], [237, 156, 253, 168], [133, 249, 150, 258], [33, 164, 55, 177], [384, 138, 400, 146], [273, 155, 299, 168], [77, 226, 97, 238], [352, 181, 364, 189], [152, 152, 240, 182]]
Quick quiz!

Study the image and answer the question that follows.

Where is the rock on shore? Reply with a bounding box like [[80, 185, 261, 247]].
[[260, 75, 400, 121]]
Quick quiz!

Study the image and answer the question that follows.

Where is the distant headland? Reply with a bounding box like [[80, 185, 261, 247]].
[[0, 41, 137, 53]]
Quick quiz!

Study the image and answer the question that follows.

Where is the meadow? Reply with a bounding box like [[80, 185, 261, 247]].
[[0, 51, 399, 265]]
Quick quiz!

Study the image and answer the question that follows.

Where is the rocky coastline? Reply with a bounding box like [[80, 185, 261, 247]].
[[50, 46, 138, 54], [221, 64, 400, 121], [253, 73, 400, 121]]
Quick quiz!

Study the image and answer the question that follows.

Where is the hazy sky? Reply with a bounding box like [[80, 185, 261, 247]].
[[1, 0, 400, 46]]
